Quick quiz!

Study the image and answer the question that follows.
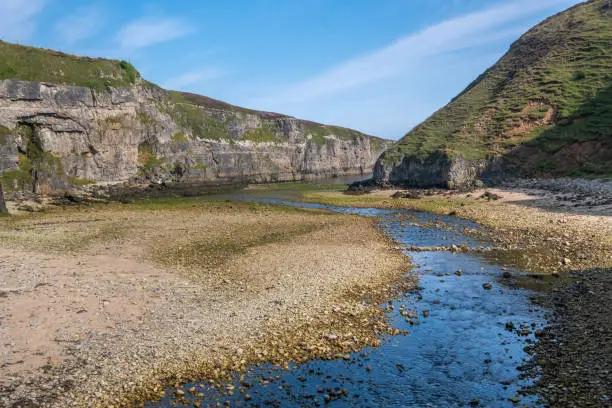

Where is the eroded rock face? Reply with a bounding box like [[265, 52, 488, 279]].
[[372, 152, 491, 189], [0, 80, 391, 192]]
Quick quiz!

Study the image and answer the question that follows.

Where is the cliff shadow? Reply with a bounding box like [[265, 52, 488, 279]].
[[488, 80, 612, 181]]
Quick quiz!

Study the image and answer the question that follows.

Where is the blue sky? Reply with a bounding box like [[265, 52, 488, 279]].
[[0, 0, 582, 139]]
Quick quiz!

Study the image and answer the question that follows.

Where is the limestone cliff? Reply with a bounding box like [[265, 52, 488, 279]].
[[0, 79, 390, 193]]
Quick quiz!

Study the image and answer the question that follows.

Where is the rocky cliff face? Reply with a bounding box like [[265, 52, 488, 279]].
[[374, 0, 612, 188], [373, 152, 491, 189], [0, 79, 390, 193]]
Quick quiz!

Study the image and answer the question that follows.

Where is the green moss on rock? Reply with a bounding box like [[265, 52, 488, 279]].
[[171, 132, 189, 143], [68, 176, 96, 186], [137, 143, 165, 170], [240, 125, 277, 143], [1, 154, 33, 191], [0, 125, 12, 145]]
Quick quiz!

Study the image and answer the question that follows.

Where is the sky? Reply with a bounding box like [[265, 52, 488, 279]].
[[0, 0, 584, 140]]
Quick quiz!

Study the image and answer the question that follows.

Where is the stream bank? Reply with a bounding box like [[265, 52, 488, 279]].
[[0, 197, 409, 407], [147, 195, 553, 407]]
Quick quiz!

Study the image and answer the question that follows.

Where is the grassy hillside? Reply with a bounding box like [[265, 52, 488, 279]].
[[0, 41, 140, 90], [383, 0, 612, 177], [167, 91, 387, 146]]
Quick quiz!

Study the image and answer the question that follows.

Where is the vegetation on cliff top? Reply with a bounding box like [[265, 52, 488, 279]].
[[0, 41, 140, 90], [382, 0, 612, 177], [166, 91, 387, 146], [305, 123, 374, 146], [0, 40, 388, 148]]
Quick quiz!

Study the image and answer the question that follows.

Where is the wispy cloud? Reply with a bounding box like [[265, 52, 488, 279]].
[[0, 0, 45, 43], [161, 69, 227, 90], [54, 5, 105, 44], [117, 17, 194, 49], [259, 0, 576, 104]]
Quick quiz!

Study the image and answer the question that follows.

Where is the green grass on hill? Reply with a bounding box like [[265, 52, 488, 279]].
[[0, 41, 390, 150], [0, 41, 140, 90], [166, 91, 386, 146], [304, 123, 386, 147], [382, 0, 612, 174]]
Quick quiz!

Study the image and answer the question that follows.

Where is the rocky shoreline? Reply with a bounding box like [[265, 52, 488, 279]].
[[300, 178, 612, 407], [522, 268, 612, 407], [1, 178, 610, 407]]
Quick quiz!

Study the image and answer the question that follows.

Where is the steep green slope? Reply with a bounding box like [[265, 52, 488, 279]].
[[379, 0, 612, 181]]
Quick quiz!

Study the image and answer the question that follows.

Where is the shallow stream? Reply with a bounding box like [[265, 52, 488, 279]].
[[148, 192, 546, 407]]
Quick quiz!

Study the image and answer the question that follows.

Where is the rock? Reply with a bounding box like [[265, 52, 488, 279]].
[[373, 150, 488, 189], [391, 190, 422, 199], [0, 79, 392, 191], [0, 182, 7, 214], [502, 271, 512, 278], [481, 191, 501, 200], [455, 270, 462, 276], [482, 283, 493, 290], [562, 257, 571, 265]]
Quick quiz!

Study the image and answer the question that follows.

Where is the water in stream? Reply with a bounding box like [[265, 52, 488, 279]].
[[148, 196, 546, 407]]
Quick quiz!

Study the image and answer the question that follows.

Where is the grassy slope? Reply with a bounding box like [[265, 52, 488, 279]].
[[382, 0, 612, 176], [0, 41, 140, 90], [171, 92, 387, 146]]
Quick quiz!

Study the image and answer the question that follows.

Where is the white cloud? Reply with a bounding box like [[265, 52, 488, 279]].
[[260, 0, 578, 104], [161, 69, 227, 90], [0, 0, 45, 42], [54, 5, 105, 44], [117, 17, 194, 49]]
